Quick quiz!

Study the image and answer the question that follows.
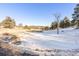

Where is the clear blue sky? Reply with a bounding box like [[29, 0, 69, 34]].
[[0, 3, 76, 26]]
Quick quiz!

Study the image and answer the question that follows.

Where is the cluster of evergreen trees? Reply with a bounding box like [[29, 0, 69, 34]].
[[50, 4, 79, 30], [50, 17, 70, 29], [50, 16, 79, 30]]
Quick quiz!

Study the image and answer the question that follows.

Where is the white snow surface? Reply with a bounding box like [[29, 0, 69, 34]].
[[17, 27, 79, 50]]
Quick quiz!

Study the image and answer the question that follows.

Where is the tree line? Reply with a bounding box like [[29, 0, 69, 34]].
[[0, 4, 79, 31], [50, 16, 79, 29], [50, 4, 79, 30]]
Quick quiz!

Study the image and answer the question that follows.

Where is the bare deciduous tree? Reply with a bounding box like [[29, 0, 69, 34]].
[[54, 13, 61, 34]]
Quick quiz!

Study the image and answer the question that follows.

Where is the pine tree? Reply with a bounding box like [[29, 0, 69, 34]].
[[1, 16, 16, 28], [60, 17, 70, 28], [72, 4, 79, 28], [50, 21, 57, 30], [60, 20, 65, 28]]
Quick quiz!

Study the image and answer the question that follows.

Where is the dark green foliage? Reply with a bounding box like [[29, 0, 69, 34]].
[[44, 26, 49, 30], [50, 17, 71, 29], [60, 17, 71, 28], [50, 21, 57, 29], [71, 19, 76, 26], [60, 20, 64, 28], [76, 20, 79, 29], [72, 4, 79, 28]]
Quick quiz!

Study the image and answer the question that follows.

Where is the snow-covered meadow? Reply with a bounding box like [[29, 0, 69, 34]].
[[9, 27, 79, 56], [0, 28, 79, 56]]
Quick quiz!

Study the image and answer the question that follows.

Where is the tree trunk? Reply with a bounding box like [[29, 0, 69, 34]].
[[57, 18, 59, 34]]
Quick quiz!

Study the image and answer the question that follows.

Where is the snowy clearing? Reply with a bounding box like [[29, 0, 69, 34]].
[[18, 28, 79, 50], [0, 28, 79, 56]]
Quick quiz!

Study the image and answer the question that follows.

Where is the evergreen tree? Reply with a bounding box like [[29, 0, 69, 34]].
[[50, 21, 57, 29], [60, 17, 70, 28], [60, 20, 65, 28], [72, 4, 79, 28], [71, 19, 76, 26], [1, 16, 16, 28]]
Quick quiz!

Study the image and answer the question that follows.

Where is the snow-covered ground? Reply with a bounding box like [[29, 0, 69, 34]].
[[1, 27, 79, 56], [8, 27, 79, 56], [18, 27, 79, 50]]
